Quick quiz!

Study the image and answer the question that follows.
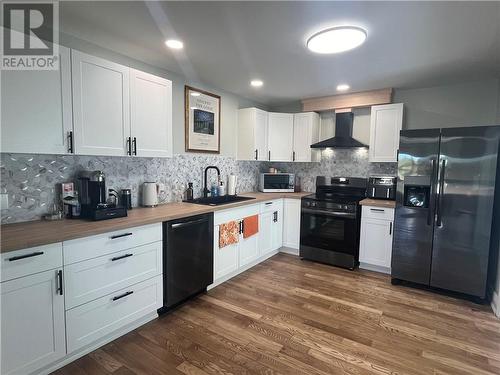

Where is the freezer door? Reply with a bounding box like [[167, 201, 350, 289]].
[[392, 129, 440, 284], [431, 126, 500, 298]]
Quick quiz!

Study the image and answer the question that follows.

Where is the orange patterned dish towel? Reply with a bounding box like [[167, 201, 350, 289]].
[[243, 215, 259, 238], [219, 220, 239, 248]]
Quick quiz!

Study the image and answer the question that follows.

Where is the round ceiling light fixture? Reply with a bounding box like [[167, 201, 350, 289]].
[[250, 79, 264, 88], [307, 26, 367, 54], [165, 39, 184, 50], [336, 84, 350, 91]]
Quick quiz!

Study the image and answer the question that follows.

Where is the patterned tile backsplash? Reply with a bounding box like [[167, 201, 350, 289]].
[[0, 148, 396, 224]]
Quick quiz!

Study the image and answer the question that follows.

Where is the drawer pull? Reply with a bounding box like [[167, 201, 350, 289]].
[[110, 232, 133, 240], [265, 202, 273, 206], [111, 253, 133, 261], [370, 208, 385, 212], [112, 291, 133, 301], [57, 270, 63, 295], [8, 251, 44, 262]]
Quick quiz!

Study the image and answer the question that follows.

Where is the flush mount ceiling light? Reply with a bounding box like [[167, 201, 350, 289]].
[[336, 84, 350, 91], [307, 26, 367, 54], [250, 79, 263, 88], [165, 39, 183, 49]]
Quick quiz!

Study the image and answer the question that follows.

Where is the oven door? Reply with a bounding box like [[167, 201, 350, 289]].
[[300, 208, 359, 256]]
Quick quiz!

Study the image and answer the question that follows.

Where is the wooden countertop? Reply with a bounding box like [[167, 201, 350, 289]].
[[359, 198, 396, 209], [0, 192, 310, 253]]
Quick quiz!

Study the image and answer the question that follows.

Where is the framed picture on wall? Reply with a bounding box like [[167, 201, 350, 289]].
[[185, 85, 221, 153]]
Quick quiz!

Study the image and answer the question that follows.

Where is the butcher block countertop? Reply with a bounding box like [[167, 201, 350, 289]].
[[1, 192, 310, 253], [359, 198, 396, 209]]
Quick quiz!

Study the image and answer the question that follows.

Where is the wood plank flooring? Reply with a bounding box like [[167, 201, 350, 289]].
[[53, 254, 500, 375]]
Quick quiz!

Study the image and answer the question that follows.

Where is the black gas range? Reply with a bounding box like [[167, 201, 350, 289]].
[[300, 176, 367, 270]]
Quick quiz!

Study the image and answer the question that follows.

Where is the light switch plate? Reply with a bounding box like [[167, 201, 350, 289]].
[[0, 194, 8, 210]]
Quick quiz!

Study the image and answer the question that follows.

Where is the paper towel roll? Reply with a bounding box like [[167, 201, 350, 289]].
[[228, 175, 237, 195]]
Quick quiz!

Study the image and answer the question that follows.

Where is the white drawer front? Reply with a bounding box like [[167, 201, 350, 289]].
[[1, 243, 62, 283], [214, 204, 259, 225], [64, 241, 162, 309], [63, 223, 162, 264], [362, 205, 395, 221], [260, 199, 282, 213], [66, 275, 162, 353]]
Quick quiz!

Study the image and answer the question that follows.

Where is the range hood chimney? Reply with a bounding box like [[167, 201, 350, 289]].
[[310, 112, 368, 148]]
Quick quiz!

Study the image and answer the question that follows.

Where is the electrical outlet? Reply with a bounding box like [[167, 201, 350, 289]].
[[0, 194, 9, 210]]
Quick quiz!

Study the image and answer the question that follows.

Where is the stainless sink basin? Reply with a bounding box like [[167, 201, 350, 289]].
[[184, 195, 256, 206]]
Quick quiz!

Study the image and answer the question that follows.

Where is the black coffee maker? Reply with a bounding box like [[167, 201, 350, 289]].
[[77, 171, 127, 221]]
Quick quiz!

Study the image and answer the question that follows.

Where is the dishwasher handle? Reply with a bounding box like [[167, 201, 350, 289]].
[[170, 217, 208, 229]]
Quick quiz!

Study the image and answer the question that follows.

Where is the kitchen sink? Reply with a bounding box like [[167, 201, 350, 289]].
[[185, 195, 256, 206]]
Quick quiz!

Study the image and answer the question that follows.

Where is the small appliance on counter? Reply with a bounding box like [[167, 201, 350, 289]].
[[228, 175, 237, 195], [142, 182, 159, 207], [77, 171, 127, 221], [259, 173, 295, 192], [367, 176, 397, 200], [120, 189, 133, 209]]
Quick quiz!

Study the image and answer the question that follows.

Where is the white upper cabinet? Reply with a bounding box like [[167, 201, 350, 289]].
[[1, 45, 73, 154], [237, 107, 268, 161], [268, 112, 294, 161], [130, 69, 172, 158], [293, 112, 320, 162], [72, 50, 130, 156], [369, 103, 403, 162]]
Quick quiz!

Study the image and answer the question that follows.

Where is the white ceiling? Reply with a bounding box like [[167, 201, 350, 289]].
[[60, 1, 500, 106]]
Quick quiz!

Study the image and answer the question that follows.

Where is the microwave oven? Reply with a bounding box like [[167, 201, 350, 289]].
[[259, 173, 295, 193]]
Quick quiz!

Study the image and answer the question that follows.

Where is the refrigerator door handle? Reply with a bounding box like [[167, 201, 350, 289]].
[[436, 159, 446, 227], [427, 158, 437, 226]]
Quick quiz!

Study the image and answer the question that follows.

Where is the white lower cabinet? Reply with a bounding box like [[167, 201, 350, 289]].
[[283, 198, 301, 250], [66, 275, 162, 353], [359, 205, 395, 273], [1, 245, 65, 375], [259, 199, 283, 257]]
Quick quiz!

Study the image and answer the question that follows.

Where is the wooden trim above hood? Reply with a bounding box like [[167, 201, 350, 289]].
[[302, 88, 393, 112]]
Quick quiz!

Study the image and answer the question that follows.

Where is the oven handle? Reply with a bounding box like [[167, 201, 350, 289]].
[[301, 208, 356, 219]]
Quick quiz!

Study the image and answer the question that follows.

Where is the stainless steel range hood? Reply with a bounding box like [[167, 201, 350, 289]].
[[310, 112, 368, 148]]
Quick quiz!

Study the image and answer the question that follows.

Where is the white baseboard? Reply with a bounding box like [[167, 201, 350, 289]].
[[359, 262, 391, 275], [279, 246, 299, 256], [491, 289, 500, 318], [35, 311, 158, 375]]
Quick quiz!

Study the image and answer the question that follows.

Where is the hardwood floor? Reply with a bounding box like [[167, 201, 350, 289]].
[[53, 254, 500, 375]]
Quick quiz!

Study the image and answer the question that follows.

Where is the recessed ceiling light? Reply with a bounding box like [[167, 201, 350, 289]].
[[336, 84, 350, 91], [165, 39, 183, 50], [190, 92, 201, 97], [307, 26, 367, 54], [250, 79, 263, 88]]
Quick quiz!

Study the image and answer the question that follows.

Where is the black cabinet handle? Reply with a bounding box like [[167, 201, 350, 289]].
[[8, 251, 44, 262], [273, 211, 278, 222], [126, 137, 131, 155], [370, 208, 385, 212], [255, 149, 258, 160], [268, 151, 271, 161], [389, 222, 393, 235], [133, 137, 137, 155], [112, 291, 133, 301], [265, 202, 273, 206], [110, 232, 133, 240], [239, 220, 244, 234], [111, 253, 133, 261], [293, 151, 295, 162], [57, 270, 63, 295], [67, 131, 74, 153]]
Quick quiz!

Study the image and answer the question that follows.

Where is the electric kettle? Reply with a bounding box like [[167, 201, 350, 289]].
[[142, 182, 159, 207]]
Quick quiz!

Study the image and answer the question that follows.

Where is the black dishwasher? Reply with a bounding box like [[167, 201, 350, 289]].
[[162, 213, 213, 311]]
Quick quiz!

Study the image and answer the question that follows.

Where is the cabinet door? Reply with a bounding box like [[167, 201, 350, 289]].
[[369, 103, 403, 162], [283, 199, 301, 249], [72, 50, 130, 156], [130, 69, 172, 157], [214, 225, 239, 280], [271, 201, 284, 250], [359, 218, 393, 269], [254, 109, 269, 161], [237, 108, 268, 161], [1, 269, 65, 375], [239, 231, 259, 267], [1, 45, 72, 154], [293, 112, 320, 162], [259, 211, 274, 256], [268, 113, 294, 161]]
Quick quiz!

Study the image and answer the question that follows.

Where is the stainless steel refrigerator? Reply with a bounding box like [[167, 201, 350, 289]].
[[392, 126, 500, 299]]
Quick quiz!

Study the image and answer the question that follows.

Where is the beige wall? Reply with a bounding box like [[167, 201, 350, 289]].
[[60, 33, 266, 158]]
